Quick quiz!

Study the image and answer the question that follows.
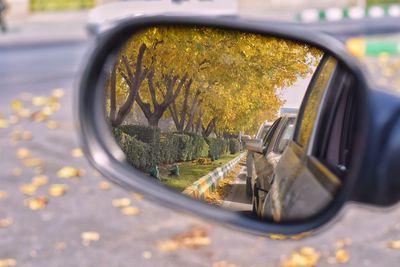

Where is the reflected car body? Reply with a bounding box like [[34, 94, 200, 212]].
[[262, 55, 354, 222], [245, 120, 272, 196], [248, 114, 297, 218]]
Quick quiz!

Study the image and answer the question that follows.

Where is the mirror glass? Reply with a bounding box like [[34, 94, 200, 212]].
[[100, 25, 346, 223]]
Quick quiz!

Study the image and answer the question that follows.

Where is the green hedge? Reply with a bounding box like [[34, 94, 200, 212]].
[[114, 124, 231, 169], [118, 131, 153, 171], [206, 137, 228, 160], [229, 138, 240, 154], [119, 124, 160, 144]]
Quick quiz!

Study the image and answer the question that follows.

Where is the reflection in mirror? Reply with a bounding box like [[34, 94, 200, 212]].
[[101, 25, 342, 223]]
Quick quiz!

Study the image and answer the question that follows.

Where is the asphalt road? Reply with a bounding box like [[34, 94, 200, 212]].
[[1, 39, 400, 267], [221, 167, 253, 214]]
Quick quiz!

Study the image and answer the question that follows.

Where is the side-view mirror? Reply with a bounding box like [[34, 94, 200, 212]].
[[245, 138, 265, 154], [77, 16, 400, 237]]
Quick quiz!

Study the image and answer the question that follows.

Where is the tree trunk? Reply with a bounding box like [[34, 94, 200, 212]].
[[112, 43, 147, 126]]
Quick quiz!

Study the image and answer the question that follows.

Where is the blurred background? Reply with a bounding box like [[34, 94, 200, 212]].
[[0, 0, 400, 267]]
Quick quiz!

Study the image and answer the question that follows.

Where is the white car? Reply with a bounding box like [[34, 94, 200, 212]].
[[87, 0, 238, 36]]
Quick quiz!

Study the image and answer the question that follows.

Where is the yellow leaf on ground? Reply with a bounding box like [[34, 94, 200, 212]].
[[0, 217, 13, 228], [19, 183, 37, 196], [98, 181, 111, 190], [26, 196, 48, 210], [335, 249, 350, 263], [57, 166, 81, 178], [387, 240, 400, 249], [31, 111, 48, 122], [22, 158, 43, 168], [281, 247, 320, 267], [52, 88, 65, 98], [142, 251, 152, 259], [121, 206, 140, 216], [32, 96, 48, 106], [48, 184, 68, 197], [31, 175, 48, 187], [17, 108, 31, 118], [212, 261, 237, 267], [0, 119, 9, 129], [112, 198, 131, 207], [22, 131, 33, 141], [10, 168, 22, 177], [81, 231, 100, 246], [132, 192, 144, 201], [155, 226, 211, 252], [336, 238, 352, 248], [42, 106, 54, 116], [54, 242, 67, 251], [16, 148, 31, 159], [11, 99, 23, 111], [0, 258, 17, 267], [71, 148, 83, 158], [0, 191, 8, 200], [46, 120, 60, 129]]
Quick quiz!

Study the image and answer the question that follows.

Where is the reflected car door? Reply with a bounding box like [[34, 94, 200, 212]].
[[267, 55, 355, 222]]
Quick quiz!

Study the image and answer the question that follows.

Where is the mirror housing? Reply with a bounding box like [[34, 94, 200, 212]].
[[77, 15, 385, 236]]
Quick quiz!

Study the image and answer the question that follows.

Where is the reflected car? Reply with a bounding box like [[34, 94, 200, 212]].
[[245, 120, 272, 196], [262, 55, 352, 222], [246, 114, 296, 218]]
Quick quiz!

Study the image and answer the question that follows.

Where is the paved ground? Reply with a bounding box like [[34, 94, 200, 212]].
[[221, 166, 252, 213], [1, 11, 400, 267]]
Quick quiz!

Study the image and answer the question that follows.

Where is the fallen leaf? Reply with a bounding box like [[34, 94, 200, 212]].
[[31, 175, 49, 187], [48, 184, 68, 197], [112, 198, 131, 207], [0, 217, 13, 228], [0, 258, 17, 267], [26, 196, 48, 210], [22, 131, 33, 141], [0, 119, 9, 129], [22, 158, 43, 168], [212, 261, 237, 267], [281, 246, 320, 267], [19, 183, 37, 196], [335, 249, 350, 263], [52, 88, 65, 98], [57, 166, 82, 178], [0, 191, 8, 200], [32, 96, 48, 106], [46, 120, 60, 129], [71, 148, 83, 158], [17, 108, 31, 118], [81, 231, 100, 246], [16, 148, 31, 159], [132, 192, 144, 201], [11, 99, 23, 111], [31, 111, 48, 122], [10, 168, 22, 177], [336, 238, 352, 248], [142, 251, 152, 259], [54, 242, 67, 251], [387, 240, 400, 249], [121, 206, 140, 216], [155, 226, 211, 252], [42, 106, 54, 116], [98, 181, 111, 190]]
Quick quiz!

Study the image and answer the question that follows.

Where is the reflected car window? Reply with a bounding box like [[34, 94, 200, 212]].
[[275, 120, 295, 153], [296, 56, 337, 147]]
